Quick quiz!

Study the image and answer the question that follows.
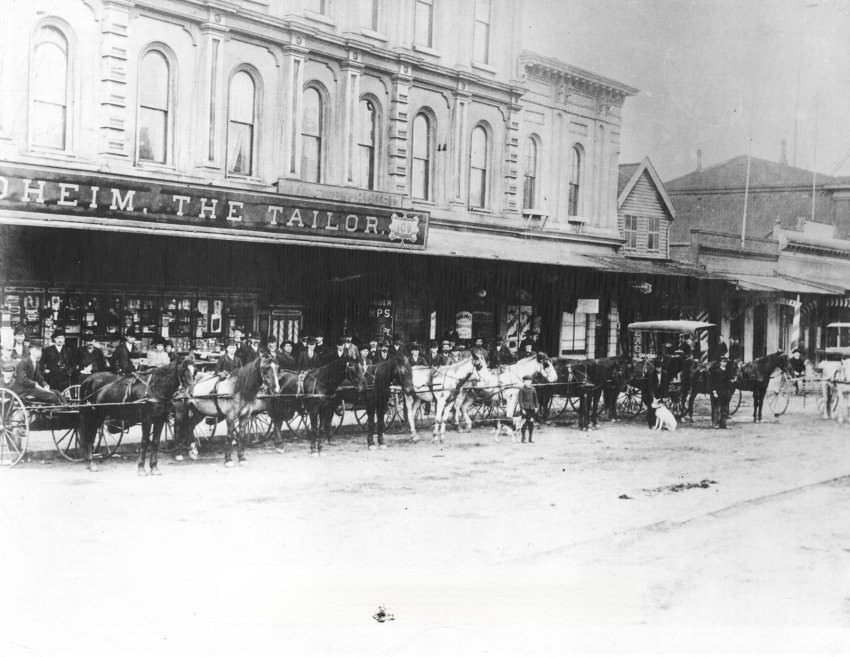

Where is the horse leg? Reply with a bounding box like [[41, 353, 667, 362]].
[[376, 397, 386, 448], [591, 390, 601, 429], [137, 420, 151, 476], [405, 395, 419, 440], [433, 397, 445, 440], [149, 416, 165, 475], [223, 418, 235, 465], [309, 408, 321, 456], [80, 410, 97, 472]]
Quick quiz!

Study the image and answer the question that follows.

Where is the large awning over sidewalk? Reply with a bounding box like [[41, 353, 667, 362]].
[[717, 272, 846, 295]]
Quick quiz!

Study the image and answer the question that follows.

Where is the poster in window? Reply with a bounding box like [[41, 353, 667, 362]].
[[455, 311, 473, 340], [505, 305, 532, 350], [368, 298, 393, 340]]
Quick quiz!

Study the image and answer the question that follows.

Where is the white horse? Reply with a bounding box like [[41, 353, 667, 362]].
[[458, 355, 558, 438], [403, 358, 478, 440]]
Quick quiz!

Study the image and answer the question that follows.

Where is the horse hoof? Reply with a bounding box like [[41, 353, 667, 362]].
[[274, 447, 286, 454], [310, 451, 319, 458], [150, 467, 162, 476], [224, 460, 235, 468], [238, 459, 247, 466], [368, 445, 376, 451], [175, 454, 184, 462], [137, 467, 147, 477], [379, 444, 387, 450], [188, 446, 199, 461], [88, 462, 99, 473], [410, 434, 419, 442]]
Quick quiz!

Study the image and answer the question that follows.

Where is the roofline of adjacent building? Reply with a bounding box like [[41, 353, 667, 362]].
[[617, 157, 676, 219], [519, 50, 639, 98]]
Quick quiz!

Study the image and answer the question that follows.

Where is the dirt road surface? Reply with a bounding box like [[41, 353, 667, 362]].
[[3, 399, 850, 656]]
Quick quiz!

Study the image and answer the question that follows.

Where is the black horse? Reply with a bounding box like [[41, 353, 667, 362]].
[[359, 352, 416, 449], [78, 358, 194, 474], [265, 355, 364, 456], [680, 358, 740, 424], [736, 351, 789, 422], [562, 357, 632, 430]]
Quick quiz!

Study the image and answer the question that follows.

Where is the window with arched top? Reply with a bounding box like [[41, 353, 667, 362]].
[[31, 26, 69, 150], [568, 145, 582, 217], [469, 125, 489, 209], [137, 50, 171, 164], [227, 70, 256, 175], [522, 137, 538, 209], [301, 87, 324, 183], [411, 112, 432, 200], [357, 99, 377, 189]]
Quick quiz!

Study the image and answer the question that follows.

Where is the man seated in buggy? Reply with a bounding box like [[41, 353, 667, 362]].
[[788, 347, 806, 393], [3, 341, 63, 405]]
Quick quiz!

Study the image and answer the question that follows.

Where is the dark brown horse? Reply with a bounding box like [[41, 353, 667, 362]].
[[561, 357, 633, 430], [78, 358, 195, 474], [680, 358, 740, 423], [359, 352, 416, 449], [264, 355, 365, 455], [736, 351, 789, 422]]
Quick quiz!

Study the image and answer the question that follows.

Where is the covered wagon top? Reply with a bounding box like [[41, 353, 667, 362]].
[[627, 320, 716, 334]]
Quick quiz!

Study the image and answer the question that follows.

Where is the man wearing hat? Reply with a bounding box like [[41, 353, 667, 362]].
[[10, 325, 29, 365], [42, 329, 77, 392], [425, 341, 440, 367], [0, 362, 18, 394], [296, 336, 321, 371], [238, 332, 262, 364], [146, 335, 171, 368], [111, 331, 137, 375], [708, 354, 736, 429], [408, 343, 427, 366], [216, 342, 243, 379], [789, 347, 806, 393], [373, 342, 391, 364], [279, 340, 297, 369], [518, 374, 540, 443], [489, 336, 515, 367], [77, 332, 107, 381], [435, 339, 452, 366], [14, 340, 62, 404]]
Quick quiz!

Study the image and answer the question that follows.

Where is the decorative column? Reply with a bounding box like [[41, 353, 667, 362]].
[[341, 50, 364, 186], [387, 58, 414, 195], [99, 0, 132, 159], [281, 38, 307, 178], [197, 14, 229, 170], [449, 79, 471, 206]]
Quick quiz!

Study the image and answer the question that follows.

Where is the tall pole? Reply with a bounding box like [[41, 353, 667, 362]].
[[811, 90, 818, 223]]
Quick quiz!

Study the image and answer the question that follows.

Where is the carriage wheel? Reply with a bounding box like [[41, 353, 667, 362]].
[[0, 389, 29, 467], [244, 412, 273, 444], [51, 385, 84, 461], [353, 408, 368, 428], [616, 385, 644, 419], [94, 418, 126, 458], [159, 412, 179, 453], [333, 400, 348, 434], [728, 388, 743, 415], [547, 395, 570, 420], [384, 392, 407, 434], [766, 387, 790, 416], [413, 402, 433, 430], [567, 395, 581, 412], [816, 384, 840, 417], [285, 410, 310, 439]]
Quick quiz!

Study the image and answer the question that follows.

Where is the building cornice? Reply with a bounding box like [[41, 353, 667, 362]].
[[519, 50, 638, 104]]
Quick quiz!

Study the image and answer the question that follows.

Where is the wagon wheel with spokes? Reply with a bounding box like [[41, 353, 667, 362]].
[[766, 373, 791, 417], [616, 385, 644, 419], [0, 389, 29, 467], [244, 412, 273, 444], [285, 407, 311, 440], [728, 388, 743, 415], [95, 417, 127, 458], [52, 385, 84, 461]]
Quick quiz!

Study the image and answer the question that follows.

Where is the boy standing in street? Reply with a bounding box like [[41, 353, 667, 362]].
[[518, 374, 539, 443]]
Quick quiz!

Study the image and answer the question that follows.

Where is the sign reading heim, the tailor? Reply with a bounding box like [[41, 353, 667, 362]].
[[0, 166, 428, 249]]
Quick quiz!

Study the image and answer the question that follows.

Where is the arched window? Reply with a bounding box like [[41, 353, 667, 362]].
[[357, 99, 377, 189], [227, 71, 256, 175], [469, 125, 489, 209], [31, 26, 69, 150], [522, 137, 538, 209], [411, 113, 432, 200], [302, 87, 323, 183], [568, 145, 582, 217], [137, 50, 170, 164]]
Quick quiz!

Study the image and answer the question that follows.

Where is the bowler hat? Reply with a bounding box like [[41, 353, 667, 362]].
[[29, 339, 43, 349], [83, 332, 95, 342], [306, 337, 317, 345], [151, 335, 166, 346], [51, 328, 66, 338], [409, 342, 421, 351], [13, 325, 26, 336]]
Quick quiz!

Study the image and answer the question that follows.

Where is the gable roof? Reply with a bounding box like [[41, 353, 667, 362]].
[[617, 157, 676, 219], [665, 155, 841, 192]]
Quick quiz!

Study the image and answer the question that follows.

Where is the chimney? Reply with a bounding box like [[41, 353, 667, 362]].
[[696, 149, 702, 172], [780, 139, 788, 165]]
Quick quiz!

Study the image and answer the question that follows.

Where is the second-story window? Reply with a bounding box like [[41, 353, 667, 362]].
[[414, 0, 434, 47], [302, 87, 323, 183], [360, 0, 379, 30], [31, 26, 69, 150], [138, 50, 170, 164], [306, 0, 327, 14], [624, 214, 638, 249], [227, 71, 256, 176], [358, 99, 376, 189], [568, 145, 582, 216], [473, 0, 491, 64], [411, 112, 432, 200], [647, 216, 660, 251], [522, 137, 538, 209], [469, 125, 489, 210]]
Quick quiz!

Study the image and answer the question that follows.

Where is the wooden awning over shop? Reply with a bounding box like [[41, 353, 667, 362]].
[[717, 272, 845, 295]]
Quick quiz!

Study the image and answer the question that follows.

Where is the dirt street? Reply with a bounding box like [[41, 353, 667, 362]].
[[3, 399, 850, 656]]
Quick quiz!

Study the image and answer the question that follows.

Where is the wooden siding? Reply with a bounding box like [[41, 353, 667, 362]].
[[618, 171, 672, 258]]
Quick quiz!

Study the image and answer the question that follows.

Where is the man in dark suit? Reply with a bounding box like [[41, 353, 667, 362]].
[[489, 336, 515, 367], [41, 329, 77, 392], [14, 341, 62, 404], [372, 342, 391, 364], [77, 332, 108, 382], [111, 331, 138, 375], [296, 337, 321, 371], [239, 332, 262, 364], [10, 325, 29, 366], [279, 340, 297, 369], [408, 343, 427, 366], [709, 355, 736, 429]]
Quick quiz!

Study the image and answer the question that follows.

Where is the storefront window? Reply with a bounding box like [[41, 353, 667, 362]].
[[560, 311, 587, 355]]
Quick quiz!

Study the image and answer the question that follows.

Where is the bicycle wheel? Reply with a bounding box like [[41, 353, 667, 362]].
[[0, 389, 29, 467]]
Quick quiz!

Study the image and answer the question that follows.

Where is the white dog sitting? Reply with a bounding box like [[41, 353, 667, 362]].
[[651, 399, 677, 431]]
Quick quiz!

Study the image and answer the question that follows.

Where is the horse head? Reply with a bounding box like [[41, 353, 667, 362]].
[[535, 352, 558, 383], [344, 355, 367, 393], [261, 355, 280, 394], [392, 352, 416, 396], [178, 357, 196, 390]]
